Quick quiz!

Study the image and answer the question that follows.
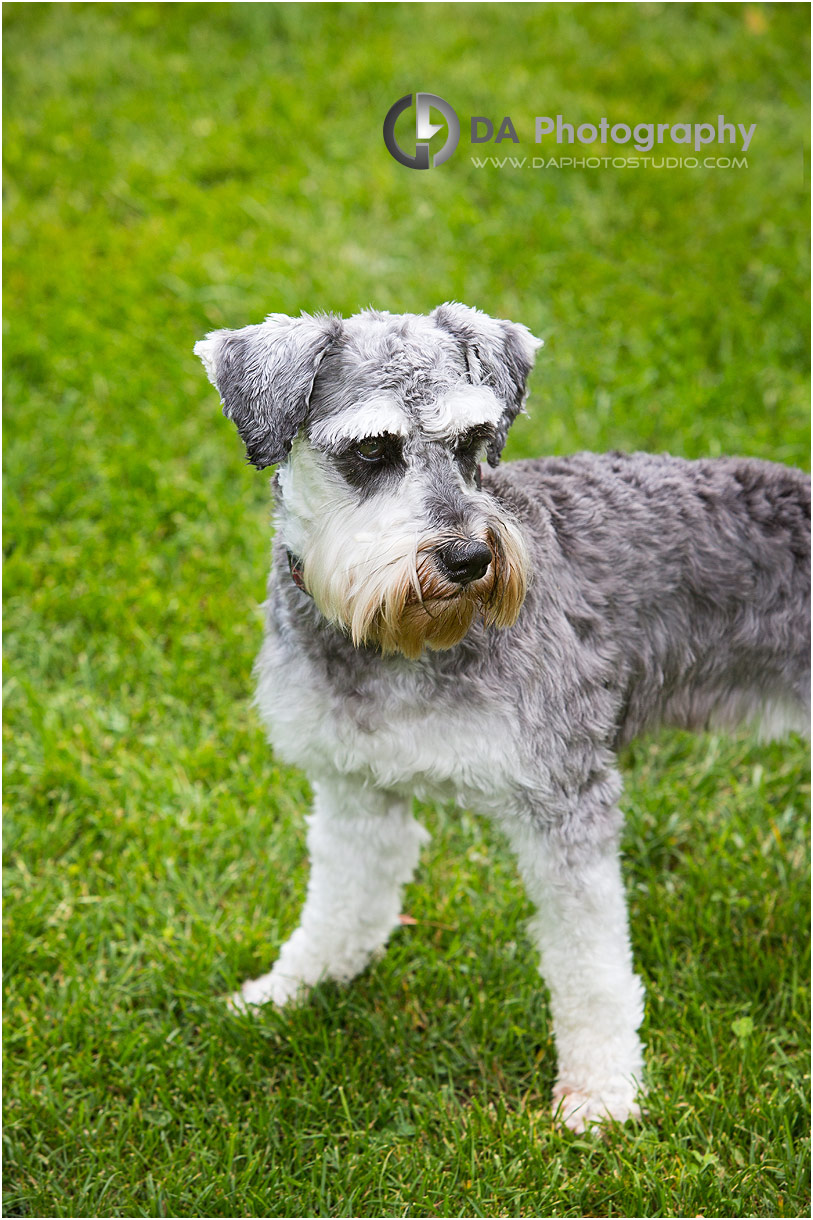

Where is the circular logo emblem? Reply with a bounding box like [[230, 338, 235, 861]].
[[383, 93, 460, 169]]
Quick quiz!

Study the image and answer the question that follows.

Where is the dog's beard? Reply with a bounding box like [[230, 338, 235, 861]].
[[363, 524, 527, 658], [301, 516, 528, 660]]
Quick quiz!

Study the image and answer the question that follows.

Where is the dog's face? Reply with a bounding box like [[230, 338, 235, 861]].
[[195, 304, 542, 658]]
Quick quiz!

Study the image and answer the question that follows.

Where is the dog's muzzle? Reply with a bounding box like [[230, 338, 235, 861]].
[[289, 510, 529, 660]]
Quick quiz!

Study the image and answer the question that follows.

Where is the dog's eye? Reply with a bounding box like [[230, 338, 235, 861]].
[[355, 437, 389, 462], [456, 425, 492, 457], [455, 426, 493, 480], [335, 433, 406, 492]]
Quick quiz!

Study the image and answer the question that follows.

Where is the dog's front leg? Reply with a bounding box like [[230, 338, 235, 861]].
[[232, 774, 429, 1010], [502, 815, 645, 1133]]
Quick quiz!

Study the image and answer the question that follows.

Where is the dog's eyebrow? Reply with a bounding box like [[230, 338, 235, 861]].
[[418, 387, 503, 439], [308, 398, 410, 448]]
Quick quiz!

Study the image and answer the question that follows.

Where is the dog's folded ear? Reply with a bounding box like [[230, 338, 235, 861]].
[[431, 302, 543, 465], [194, 312, 342, 468]]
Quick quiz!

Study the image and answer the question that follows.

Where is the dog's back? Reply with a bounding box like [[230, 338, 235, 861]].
[[490, 451, 811, 744]]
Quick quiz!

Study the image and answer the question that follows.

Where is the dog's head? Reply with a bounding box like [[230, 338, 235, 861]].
[[195, 304, 542, 658]]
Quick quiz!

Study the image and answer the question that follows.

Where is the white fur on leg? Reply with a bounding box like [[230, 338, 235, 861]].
[[231, 775, 429, 1010], [503, 817, 646, 1133]]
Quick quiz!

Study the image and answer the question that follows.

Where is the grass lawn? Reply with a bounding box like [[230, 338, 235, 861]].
[[3, 3, 810, 1217]]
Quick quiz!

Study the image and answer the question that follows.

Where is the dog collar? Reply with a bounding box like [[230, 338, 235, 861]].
[[286, 549, 310, 595]]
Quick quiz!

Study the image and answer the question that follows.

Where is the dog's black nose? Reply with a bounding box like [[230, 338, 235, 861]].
[[436, 539, 492, 585]]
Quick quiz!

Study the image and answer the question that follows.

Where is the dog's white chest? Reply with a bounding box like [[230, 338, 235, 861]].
[[254, 632, 524, 808]]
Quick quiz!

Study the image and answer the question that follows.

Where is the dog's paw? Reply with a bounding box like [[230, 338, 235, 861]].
[[226, 969, 309, 1013], [552, 1079, 643, 1134]]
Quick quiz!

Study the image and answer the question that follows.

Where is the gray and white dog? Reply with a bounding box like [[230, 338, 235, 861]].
[[195, 303, 810, 1132]]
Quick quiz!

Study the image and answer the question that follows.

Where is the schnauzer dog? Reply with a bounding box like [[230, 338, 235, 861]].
[[195, 303, 809, 1132]]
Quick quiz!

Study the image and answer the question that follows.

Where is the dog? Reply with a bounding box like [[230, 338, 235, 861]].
[[195, 303, 810, 1132]]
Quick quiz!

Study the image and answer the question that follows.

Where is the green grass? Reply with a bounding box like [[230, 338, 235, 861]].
[[3, 2, 810, 1216]]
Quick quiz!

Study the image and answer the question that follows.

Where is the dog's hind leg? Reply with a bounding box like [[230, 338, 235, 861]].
[[231, 774, 429, 1010], [502, 809, 646, 1133]]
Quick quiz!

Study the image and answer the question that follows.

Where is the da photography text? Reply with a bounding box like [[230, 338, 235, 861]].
[[384, 93, 756, 169]]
